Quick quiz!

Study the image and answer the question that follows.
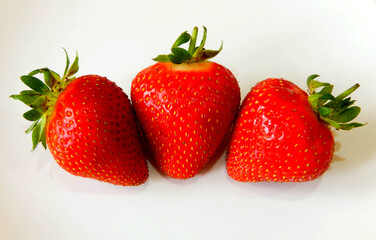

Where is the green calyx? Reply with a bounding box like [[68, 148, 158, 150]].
[[10, 49, 79, 150], [153, 26, 223, 64], [307, 74, 366, 130]]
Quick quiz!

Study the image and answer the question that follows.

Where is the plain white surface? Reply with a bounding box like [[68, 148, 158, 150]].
[[1, 0, 376, 239]]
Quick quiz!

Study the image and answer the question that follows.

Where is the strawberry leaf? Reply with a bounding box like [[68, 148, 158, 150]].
[[31, 114, 47, 150], [319, 84, 333, 94], [335, 99, 356, 114], [188, 27, 198, 54], [66, 51, 79, 78], [40, 125, 47, 149], [322, 118, 342, 129], [23, 109, 42, 121], [336, 84, 359, 101], [319, 93, 335, 101], [198, 26, 207, 49], [32, 123, 41, 150], [201, 41, 223, 60], [169, 47, 192, 64], [20, 75, 50, 94], [153, 55, 170, 62], [307, 74, 320, 92], [25, 120, 39, 134], [10, 91, 41, 105], [339, 122, 366, 130], [28, 68, 58, 88], [20, 90, 39, 95], [42, 70, 53, 88], [318, 85, 334, 106], [310, 81, 331, 93], [317, 107, 332, 117], [29, 95, 47, 108], [309, 92, 333, 109], [331, 106, 361, 123], [172, 31, 191, 48], [308, 94, 320, 109], [63, 48, 70, 77], [46, 69, 61, 83]]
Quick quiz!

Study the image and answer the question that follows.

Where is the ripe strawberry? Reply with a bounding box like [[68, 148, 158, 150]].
[[227, 75, 364, 182], [131, 27, 240, 179], [11, 51, 148, 186]]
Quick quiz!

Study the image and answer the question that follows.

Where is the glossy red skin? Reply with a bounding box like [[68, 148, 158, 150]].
[[227, 78, 334, 182], [131, 61, 240, 179], [46, 75, 148, 186]]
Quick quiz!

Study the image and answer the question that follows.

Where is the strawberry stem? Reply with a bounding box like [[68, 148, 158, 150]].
[[306, 74, 366, 130], [153, 26, 222, 64], [10, 49, 79, 150]]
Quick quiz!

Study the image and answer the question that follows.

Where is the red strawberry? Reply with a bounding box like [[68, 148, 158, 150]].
[[131, 27, 240, 179], [11, 51, 148, 186], [227, 75, 364, 182]]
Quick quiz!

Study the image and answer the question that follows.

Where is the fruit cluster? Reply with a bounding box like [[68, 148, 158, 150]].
[[11, 27, 365, 186]]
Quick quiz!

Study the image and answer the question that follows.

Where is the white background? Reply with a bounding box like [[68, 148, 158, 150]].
[[1, 0, 376, 239]]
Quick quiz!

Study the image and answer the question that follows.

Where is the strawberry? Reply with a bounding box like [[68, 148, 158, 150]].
[[11, 50, 148, 186], [227, 75, 365, 182], [131, 27, 240, 179]]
